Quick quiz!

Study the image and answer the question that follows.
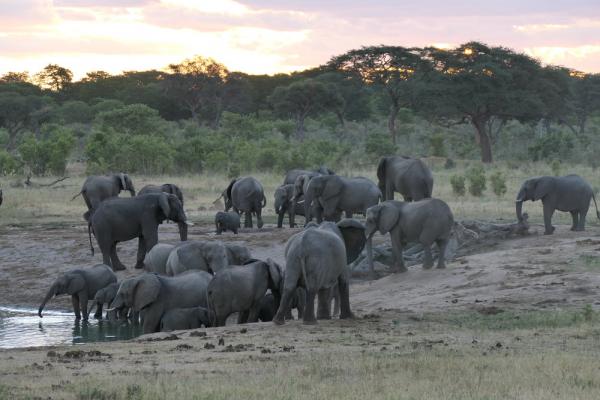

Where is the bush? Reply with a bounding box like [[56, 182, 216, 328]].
[[365, 134, 395, 158], [429, 133, 446, 157], [489, 171, 507, 197], [450, 175, 466, 196], [19, 128, 75, 175], [466, 166, 486, 196], [528, 131, 575, 161], [94, 103, 167, 137], [550, 159, 561, 176], [0, 149, 20, 175], [444, 158, 456, 169]]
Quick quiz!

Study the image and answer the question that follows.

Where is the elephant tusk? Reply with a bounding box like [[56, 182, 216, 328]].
[[515, 199, 524, 202], [185, 220, 194, 226], [105, 307, 117, 312]]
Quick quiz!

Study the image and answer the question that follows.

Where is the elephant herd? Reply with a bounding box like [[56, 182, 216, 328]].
[[35, 156, 600, 335]]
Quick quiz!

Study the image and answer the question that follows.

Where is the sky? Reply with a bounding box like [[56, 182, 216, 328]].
[[1, 0, 599, 80]]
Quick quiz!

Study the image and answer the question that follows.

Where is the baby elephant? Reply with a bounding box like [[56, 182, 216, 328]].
[[258, 289, 305, 322], [215, 211, 241, 234], [92, 282, 121, 320], [160, 306, 213, 332]]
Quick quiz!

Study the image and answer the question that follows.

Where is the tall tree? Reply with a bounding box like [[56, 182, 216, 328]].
[[1, 71, 30, 83], [564, 72, 600, 135], [34, 64, 73, 92]]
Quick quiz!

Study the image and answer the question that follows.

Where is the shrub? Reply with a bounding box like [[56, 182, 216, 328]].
[[429, 133, 446, 157], [444, 158, 456, 169], [466, 166, 486, 196], [450, 175, 466, 196], [528, 131, 575, 161], [365, 134, 394, 158], [94, 103, 167, 137], [19, 128, 75, 175], [0, 149, 20, 175], [550, 159, 561, 176], [489, 171, 507, 197]]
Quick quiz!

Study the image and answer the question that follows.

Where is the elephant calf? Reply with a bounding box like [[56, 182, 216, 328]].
[[160, 306, 213, 332], [215, 211, 241, 234], [258, 289, 305, 322], [274, 184, 305, 228]]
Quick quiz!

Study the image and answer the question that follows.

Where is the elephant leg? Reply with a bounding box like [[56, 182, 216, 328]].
[[570, 211, 579, 231], [244, 212, 252, 228], [296, 289, 305, 319], [542, 202, 555, 235], [93, 302, 103, 319], [390, 230, 407, 272], [109, 243, 126, 271], [332, 286, 340, 317], [277, 212, 284, 228], [273, 287, 296, 325], [435, 239, 448, 269], [316, 288, 331, 320], [386, 187, 394, 201], [302, 289, 318, 325], [79, 291, 89, 320], [578, 209, 588, 231], [337, 275, 354, 319], [71, 294, 81, 320], [142, 310, 162, 334], [422, 244, 434, 269], [345, 211, 353, 219], [237, 310, 249, 324], [135, 237, 146, 269], [107, 309, 118, 321], [256, 209, 263, 229], [288, 211, 296, 228], [247, 305, 261, 323]]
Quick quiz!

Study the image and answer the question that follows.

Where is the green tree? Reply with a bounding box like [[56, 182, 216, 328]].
[[564, 72, 600, 135], [19, 127, 75, 175], [94, 104, 167, 136], [0, 92, 54, 150], [34, 64, 73, 92]]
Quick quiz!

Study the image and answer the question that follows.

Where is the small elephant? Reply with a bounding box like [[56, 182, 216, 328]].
[[365, 199, 454, 275], [274, 219, 366, 325], [303, 175, 381, 225], [516, 175, 600, 235], [258, 289, 306, 322], [89, 193, 191, 271], [215, 211, 240, 234], [274, 184, 305, 228], [92, 282, 121, 320], [143, 243, 177, 274], [207, 259, 283, 327], [160, 306, 213, 332], [38, 264, 117, 320], [377, 156, 433, 201], [72, 173, 136, 221], [108, 271, 213, 334], [223, 177, 266, 229], [165, 240, 230, 276], [283, 166, 335, 185], [224, 243, 252, 265], [139, 183, 187, 241]]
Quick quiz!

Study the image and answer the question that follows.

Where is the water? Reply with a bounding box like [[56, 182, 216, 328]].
[[0, 306, 143, 349]]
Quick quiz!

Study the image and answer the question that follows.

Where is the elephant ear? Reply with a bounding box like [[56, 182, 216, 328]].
[[376, 157, 388, 184], [533, 178, 553, 201], [133, 274, 161, 312], [319, 176, 343, 201], [119, 173, 127, 191], [377, 203, 401, 234], [266, 258, 282, 290], [66, 273, 86, 295], [337, 219, 367, 264], [158, 193, 171, 219]]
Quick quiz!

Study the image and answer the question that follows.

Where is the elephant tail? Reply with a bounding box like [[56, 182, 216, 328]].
[[88, 221, 95, 256], [261, 194, 267, 208], [70, 191, 82, 201], [592, 193, 600, 221]]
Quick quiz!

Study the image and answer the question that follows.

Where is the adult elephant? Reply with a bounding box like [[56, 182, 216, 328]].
[[207, 259, 283, 327], [72, 173, 136, 220], [38, 264, 116, 320], [138, 184, 187, 241], [516, 175, 600, 235], [274, 184, 305, 228], [165, 241, 242, 276], [377, 156, 433, 201], [0, 188, 3, 207], [273, 219, 366, 325], [143, 243, 177, 275], [160, 306, 213, 332], [108, 271, 212, 334], [89, 193, 190, 271], [223, 177, 266, 229], [365, 199, 454, 276], [283, 166, 335, 185], [303, 175, 381, 225]]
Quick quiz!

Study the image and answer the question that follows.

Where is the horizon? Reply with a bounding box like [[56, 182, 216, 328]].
[[1, 1, 600, 79]]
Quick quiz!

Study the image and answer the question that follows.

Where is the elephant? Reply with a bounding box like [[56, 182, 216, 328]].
[[89, 193, 191, 271], [0, 188, 3, 207], [166, 240, 232, 276], [224, 243, 252, 265], [38, 264, 117, 320], [365, 199, 454, 275], [215, 211, 240, 234], [257, 289, 306, 322], [138, 184, 187, 241], [274, 184, 305, 228], [377, 156, 433, 201], [283, 166, 335, 185], [108, 270, 213, 334], [72, 173, 136, 221], [207, 259, 283, 327], [273, 219, 367, 325], [516, 175, 600, 235], [159, 306, 213, 332], [223, 177, 266, 229], [91, 282, 121, 320], [303, 175, 381, 225], [143, 243, 177, 274]]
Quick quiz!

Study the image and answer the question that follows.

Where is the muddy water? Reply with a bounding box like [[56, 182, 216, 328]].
[[0, 307, 142, 349]]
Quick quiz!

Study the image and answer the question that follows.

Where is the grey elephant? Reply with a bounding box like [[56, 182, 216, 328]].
[[0, 188, 3, 207], [283, 166, 335, 185], [92, 282, 121, 320], [89, 193, 191, 271], [207, 259, 283, 327], [377, 156, 433, 201], [38, 264, 117, 320], [223, 177, 266, 229], [365, 199, 454, 275], [143, 243, 177, 274], [258, 289, 305, 322], [160, 306, 213, 332], [108, 270, 212, 334], [274, 184, 305, 228], [224, 243, 252, 265], [72, 173, 136, 221], [516, 175, 600, 235], [303, 175, 381, 225], [215, 211, 240, 234], [273, 219, 366, 325], [166, 241, 233, 276], [139, 183, 187, 241]]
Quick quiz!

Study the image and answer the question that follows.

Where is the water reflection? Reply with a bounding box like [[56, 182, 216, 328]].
[[0, 306, 143, 349]]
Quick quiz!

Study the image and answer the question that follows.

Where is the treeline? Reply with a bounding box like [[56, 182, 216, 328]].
[[1, 41, 599, 176]]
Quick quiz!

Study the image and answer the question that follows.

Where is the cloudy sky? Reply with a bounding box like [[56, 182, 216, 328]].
[[1, 0, 599, 79]]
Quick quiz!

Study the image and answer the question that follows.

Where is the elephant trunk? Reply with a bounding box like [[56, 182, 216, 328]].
[[38, 283, 57, 318], [177, 221, 188, 241], [366, 233, 375, 278], [516, 200, 524, 222]]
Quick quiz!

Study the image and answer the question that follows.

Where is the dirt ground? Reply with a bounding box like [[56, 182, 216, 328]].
[[2, 221, 600, 399]]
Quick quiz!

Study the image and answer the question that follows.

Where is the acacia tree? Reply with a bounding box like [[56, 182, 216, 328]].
[[34, 64, 73, 92], [329, 46, 426, 143], [563, 72, 600, 135], [420, 42, 557, 163], [268, 78, 343, 141]]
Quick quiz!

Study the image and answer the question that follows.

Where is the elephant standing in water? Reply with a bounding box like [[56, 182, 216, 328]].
[[365, 199, 454, 275], [377, 156, 433, 201], [138, 183, 187, 241], [38, 264, 117, 320], [72, 173, 136, 221], [516, 175, 600, 235], [223, 177, 266, 229], [273, 219, 366, 325]]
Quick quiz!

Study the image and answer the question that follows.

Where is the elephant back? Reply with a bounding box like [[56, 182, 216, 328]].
[[232, 177, 265, 211]]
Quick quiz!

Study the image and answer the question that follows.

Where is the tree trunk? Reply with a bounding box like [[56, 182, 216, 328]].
[[388, 104, 399, 144], [472, 117, 493, 164], [295, 115, 305, 142]]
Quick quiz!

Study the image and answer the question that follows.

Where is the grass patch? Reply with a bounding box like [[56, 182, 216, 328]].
[[578, 254, 600, 270]]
